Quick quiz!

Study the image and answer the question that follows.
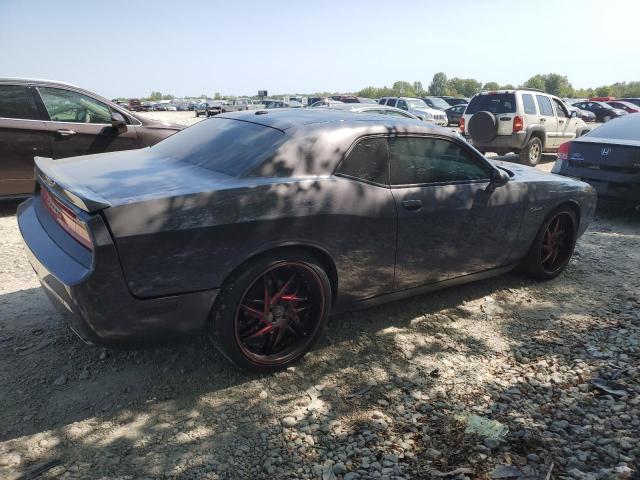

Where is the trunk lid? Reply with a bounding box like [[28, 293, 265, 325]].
[[562, 137, 640, 183], [35, 148, 235, 210]]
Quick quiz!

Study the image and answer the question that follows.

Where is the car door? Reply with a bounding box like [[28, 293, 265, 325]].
[[388, 135, 526, 289], [35, 86, 140, 158], [552, 98, 578, 144], [0, 84, 52, 196], [535, 95, 559, 148]]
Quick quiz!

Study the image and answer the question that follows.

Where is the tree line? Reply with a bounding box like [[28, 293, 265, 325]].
[[357, 73, 640, 99]]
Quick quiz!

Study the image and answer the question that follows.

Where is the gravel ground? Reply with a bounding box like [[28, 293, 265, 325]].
[[0, 113, 637, 480]]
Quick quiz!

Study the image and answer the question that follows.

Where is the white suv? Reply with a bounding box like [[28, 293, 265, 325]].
[[461, 89, 590, 166], [379, 97, 448, 126]]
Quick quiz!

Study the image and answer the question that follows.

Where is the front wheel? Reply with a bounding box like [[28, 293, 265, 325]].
[[603, 115, 611, 122], [519, 137, 542, 166], [519, 207, 578, 280], [207, 251, 332, 372]]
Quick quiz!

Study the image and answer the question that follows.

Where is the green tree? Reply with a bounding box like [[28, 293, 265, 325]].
[[148, 91, 163, 101], [594, 85, 612, 97], [213, 92, 221, 100], [412, 81, 425, 97], [447, 77, 482, 97], [392, 81, 414, 97], [483, 82, 500, 91], [428, 72, 448, 96], [544, 73, 573, 97], [501, 84, 516, 90], [522, 75, 546, 91], [162, 94, 175, 100]]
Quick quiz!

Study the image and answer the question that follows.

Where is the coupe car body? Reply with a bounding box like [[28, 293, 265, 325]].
[[18, 109, 596, 370]]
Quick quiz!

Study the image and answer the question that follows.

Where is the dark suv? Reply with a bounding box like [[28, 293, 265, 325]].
[[0, 78, 184, 198]]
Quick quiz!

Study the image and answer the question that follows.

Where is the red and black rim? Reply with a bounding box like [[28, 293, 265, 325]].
[[541, 213, 575, 274], [234, 262, 326, 365]]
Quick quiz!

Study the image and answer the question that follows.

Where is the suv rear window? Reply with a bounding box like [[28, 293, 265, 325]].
[[465, 93, 516, 114], [152, 118, 284, 177]]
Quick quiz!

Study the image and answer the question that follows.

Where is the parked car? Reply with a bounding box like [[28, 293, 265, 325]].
[[566, 104, 596, 122], [461, 89, 590, 166], [552, 114, 640, 203], [310, 100, 344, 107], [445, 104, 466, 125], [572, 101, 627, 123], [422, 96, 453, 111], [378, 97, 447, 125], [195, 101, 223, 117], [265, 101, 303, 109], [0, 78, 184, 198], [314, 102, 423, 120], [222, 98, 257, 113], [606, 100, 640, 114], [438, 96, 468, 106], [618, 98, 640, 108], [18, 109, 595, 371], [330, 95, 359, 103], [165, 105, 177, 111]]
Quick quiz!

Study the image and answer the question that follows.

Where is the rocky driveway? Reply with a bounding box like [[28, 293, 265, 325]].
[[0, 122, 638, 479]]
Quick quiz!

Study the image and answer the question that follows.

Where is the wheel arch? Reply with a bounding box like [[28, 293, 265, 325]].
[[219, 242, 339, 306], [525, 126, 546, 147]]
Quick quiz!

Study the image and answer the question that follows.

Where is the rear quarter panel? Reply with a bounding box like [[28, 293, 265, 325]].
[[104, 176, 398, 304]]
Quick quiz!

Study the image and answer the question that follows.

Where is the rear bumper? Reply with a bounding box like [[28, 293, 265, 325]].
[[17, 197, 218, 348], [465, 131, 528, 151], [578, 179, 640, 202], [552, 161, 640, 203]]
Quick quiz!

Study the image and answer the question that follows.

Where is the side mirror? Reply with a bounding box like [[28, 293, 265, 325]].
[[486, 168, 510, 192], [570, 110, 578, 118], [111, 111, 127, 133]]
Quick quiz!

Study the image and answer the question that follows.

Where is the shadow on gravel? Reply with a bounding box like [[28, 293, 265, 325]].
[[1, 200, 638, 478], [0, 199, 23, 218]]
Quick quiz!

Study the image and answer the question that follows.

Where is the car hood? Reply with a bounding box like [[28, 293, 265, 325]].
[[36, 148, 234, 209]]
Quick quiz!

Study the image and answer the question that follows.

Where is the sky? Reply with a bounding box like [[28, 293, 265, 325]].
[[1, 0, 639, 99]]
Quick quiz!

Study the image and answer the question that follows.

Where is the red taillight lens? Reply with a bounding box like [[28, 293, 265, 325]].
[[459, 117, 465, 134], [557, 141, 571, 161], [513, 115, 524, 132], [41, 188, 93, 250]]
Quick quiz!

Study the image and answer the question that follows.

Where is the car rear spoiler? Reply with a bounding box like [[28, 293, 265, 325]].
[[34, 157, 111, 213]]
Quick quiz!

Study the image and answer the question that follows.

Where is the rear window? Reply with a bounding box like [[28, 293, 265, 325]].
[[152, 118, 284, 177], [465, 93, 516, 114], [586, 115, 640, 141], [522, 94, 537, 115]]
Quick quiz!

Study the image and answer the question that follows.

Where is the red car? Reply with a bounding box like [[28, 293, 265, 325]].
[[606, 101, 640, 114]]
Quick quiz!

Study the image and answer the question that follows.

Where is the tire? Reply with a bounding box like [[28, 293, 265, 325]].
[[603, 115, 611, 122], [519, 206, 578, 281], [195, 111, 199, 117], [468, 111, 498, 143], [207, 250, 332, 372], [519, 136, 542, 166]]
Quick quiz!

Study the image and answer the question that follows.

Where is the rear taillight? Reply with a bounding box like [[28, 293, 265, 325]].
[[41, 188, 93, 250], [459, 117, 465, 134], [513, 115, 524, 132], [557, 141, 571, 161]]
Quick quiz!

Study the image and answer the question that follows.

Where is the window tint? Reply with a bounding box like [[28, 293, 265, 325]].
[[585, 114, 640, 141], [553, 100, 568, 118], [536, 95, 554, 116], [0, 85, 40, 120], [522, 94, 537, 115], [397, 100, 407, 110], [465, 93, 516, 114], [389, 137, 489, 185], [152, 117, 285, 177], [337, 137, 388, 184], [38, 87, 112, 124]]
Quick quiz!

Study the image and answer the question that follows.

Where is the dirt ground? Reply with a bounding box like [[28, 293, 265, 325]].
[[0, 113, 637, 480]]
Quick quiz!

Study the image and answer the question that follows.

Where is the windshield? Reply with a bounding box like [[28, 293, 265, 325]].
[[407, 99, 428, 109], [465, 93, 516, 114], [152, 118, 285, 177], [426, 97, 451, 109]]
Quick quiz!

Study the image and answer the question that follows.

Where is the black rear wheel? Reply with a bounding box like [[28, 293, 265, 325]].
[[208, 251, 331, 372], [519, 136, 542, 166], [519, 207, 578, 280]]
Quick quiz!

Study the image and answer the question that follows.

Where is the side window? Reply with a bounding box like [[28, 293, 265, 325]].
[[387, 99, 396, 107], [397, 100, 408, 110], [38, 87, 112, 124], [0, 85, 41, 120], [389, 137, 489, 186], [536, 95, 554, 116], [553, 100, 568, 118], [522, 94, 537, 115], [336, 137, 388, 185]]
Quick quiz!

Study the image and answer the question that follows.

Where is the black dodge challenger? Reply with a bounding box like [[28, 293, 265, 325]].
[[18, 109, 597, 371]]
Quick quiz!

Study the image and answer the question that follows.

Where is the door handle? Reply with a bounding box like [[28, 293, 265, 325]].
[[559, 120, 565, 124], [540, 118, 546, 122], [56, 129, 76, 137], [402, 199, 422, 211]]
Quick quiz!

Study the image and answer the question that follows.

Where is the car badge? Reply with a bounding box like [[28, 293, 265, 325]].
[[42, 173, 55, 187], [601, 147, 610, 156]]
